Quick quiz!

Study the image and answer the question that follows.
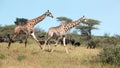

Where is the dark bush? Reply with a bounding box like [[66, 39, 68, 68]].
[[99, 45, 120, 66]]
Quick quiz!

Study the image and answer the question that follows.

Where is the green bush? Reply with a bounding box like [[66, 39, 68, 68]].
[[99, 45, 120, 66], [0, 53, 6, 59], [17, 54, 26, 61]]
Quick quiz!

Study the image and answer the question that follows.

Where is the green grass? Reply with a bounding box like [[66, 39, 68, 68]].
[[0, 53, 6, 59], [0, 41, 117, 68], [17, 53, 26, 61]]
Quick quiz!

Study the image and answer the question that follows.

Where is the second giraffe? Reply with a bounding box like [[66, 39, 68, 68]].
[[42, 16, 87, 54]]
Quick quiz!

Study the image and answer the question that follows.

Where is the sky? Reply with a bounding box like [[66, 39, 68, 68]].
[[0, 0, 120, 36]]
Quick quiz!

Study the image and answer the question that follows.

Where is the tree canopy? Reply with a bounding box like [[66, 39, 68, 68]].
[[14, 18, 28, 25], [76, 19, 100, 35], [56, 16, 73, 24], [75, 19, 100, 40]]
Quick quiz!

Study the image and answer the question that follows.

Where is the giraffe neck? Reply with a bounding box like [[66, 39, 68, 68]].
[[27, 13, 46, 27], [64, 19, 81, 31]]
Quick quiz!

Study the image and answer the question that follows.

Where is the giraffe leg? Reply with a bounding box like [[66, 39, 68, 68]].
[[63, 37, 69, 54], [7, 34, 17, 49], [42, 35, 52, 50], [51, 37, 61, 53], [31, 32, 42, 49], [25, 34, 29, 48]]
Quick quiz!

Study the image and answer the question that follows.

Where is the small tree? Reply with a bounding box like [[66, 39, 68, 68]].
[[14, 18, 28, 25], [76, 19, 100, 39]]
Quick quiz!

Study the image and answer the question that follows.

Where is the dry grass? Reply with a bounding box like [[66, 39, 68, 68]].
[[0, 41, 117, 68]]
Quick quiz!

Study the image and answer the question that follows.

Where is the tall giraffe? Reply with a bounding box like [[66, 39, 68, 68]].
[[7, 10, 53, 49], [42, 16, 87, 54]]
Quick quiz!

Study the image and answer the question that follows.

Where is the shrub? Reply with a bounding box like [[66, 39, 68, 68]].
[[17, 54, 26, 61], [87, 40, 100, 49], [99, 45, 120, 66], [0, 53, 6, 59]]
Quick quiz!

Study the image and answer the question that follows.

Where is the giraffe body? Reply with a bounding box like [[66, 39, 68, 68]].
[[48, 24, 66, 37], [43, 16, 87, 54], [7, 10, 53, 49]]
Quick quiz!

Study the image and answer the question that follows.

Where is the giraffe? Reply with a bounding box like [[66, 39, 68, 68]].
[[7, 10, 53, 49], [42, 16, 87, 54]]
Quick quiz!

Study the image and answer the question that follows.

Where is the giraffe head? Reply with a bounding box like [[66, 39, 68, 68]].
[[45, 10, 53, 18], [79, 16, 87, 22]]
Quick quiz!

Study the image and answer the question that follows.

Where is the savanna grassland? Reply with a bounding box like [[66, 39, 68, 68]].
[[0, 39, 117, 68]]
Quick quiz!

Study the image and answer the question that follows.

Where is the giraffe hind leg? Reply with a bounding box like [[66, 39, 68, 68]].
[[42, 35, 52, 50], [43, 31, 54, 50], [7, 34, 17, 49], [24, 33, 30, 48]]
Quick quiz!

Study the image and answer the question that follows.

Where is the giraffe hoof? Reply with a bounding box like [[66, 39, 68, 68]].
[[50, 49, 54, 53], [39, 46, 43, 49], [7, 47, 9, 49], [66, 51, 69, 54], [42, 49, 44, 51], [66, 52, 69, 54]]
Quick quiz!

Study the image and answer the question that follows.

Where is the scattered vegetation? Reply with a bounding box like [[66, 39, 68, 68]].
[[98, 45, 120, 66], [0, 42, 119, 68], [0, 53, 6, 59], [0, 18, 120, 68], [17, 53, 26, 61]]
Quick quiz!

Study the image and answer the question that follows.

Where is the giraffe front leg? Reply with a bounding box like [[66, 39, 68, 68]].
[[63, 37, 69, 54], [51, 37, 61, 53], [31, 32, 42, 49]]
